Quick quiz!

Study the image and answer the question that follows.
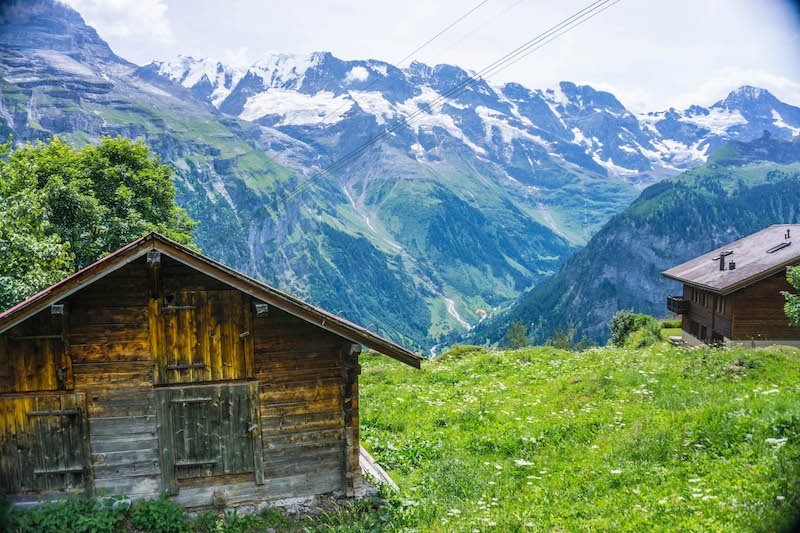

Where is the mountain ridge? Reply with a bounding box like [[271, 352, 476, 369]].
[[469, 133, 800, 345], [4, 0, 800, 351]]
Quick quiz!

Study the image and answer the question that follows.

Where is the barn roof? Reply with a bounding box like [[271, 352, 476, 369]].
[[0, 233, 423, 368], [661, 224, 800, 295]]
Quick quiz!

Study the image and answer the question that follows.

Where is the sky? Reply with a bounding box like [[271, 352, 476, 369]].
[[63, 0, 800, 112]]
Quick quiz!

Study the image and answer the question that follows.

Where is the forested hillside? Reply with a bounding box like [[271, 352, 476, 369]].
[[473, 134, 800, 344], [4, 0, 800, 349]]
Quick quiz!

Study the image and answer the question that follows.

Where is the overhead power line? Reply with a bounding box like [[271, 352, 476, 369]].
[[395, 0, 490, 67], [313, 0, 490, 127], [265, 0, 621, 213], [422, 0, 528, 65]]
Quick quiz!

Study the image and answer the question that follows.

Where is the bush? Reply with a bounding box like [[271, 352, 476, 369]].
[[610, 310, 657, 346], [8, 496, 126, 533], [660, 318, 681, 329], [440, 344, 487, 360], [624, 319, 662, 348], [129, 494, 188, 533]]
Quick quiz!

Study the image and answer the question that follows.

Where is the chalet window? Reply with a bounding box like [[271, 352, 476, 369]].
[[715, 296, 727, 314], [150, 290, 254, 385], [155, 382, 264, 494]]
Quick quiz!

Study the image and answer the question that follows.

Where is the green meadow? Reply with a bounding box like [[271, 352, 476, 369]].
[[6, 343, 799, 532], [359, 343, 800, 531]]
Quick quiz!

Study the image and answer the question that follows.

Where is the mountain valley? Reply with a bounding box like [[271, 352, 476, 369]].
[[2, 0, 800, 349]]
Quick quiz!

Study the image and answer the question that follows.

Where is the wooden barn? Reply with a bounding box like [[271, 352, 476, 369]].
[[0, 233, 421, 509], [662, 224, 800, 347]]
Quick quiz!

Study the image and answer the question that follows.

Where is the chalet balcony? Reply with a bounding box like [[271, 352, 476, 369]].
[[667, 295, 689, 314]]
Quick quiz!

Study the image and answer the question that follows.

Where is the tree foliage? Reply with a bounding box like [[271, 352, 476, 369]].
[[610, 310, 657, 347], [503, 320, 529, 349], [0, 136, 196, 310], [783, 266, 800, 326]]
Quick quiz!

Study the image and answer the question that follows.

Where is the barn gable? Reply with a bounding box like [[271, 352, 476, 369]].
[[0, 233, 419, 507], [0, 233, 421, 368]]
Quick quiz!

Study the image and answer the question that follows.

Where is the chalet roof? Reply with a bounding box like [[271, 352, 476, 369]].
[[0, 233, 422, 368], [661, 224, 800, 295]]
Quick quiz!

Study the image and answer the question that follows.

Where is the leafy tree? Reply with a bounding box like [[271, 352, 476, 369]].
[[783, 266, 800, 325], [610, 310, 656, 347], [503, 320, 529, 349], [0, 136, 196, 310], [545, 324, 596, 351], [0, 141, 73, 309], [547, 324, 576, 350]]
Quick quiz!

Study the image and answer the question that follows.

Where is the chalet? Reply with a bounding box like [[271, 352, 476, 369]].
[[662, 224, 800, 347], [0, 233, 421, 509]]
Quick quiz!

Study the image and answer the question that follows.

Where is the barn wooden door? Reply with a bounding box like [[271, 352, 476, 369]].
[[150, 290, 254, 385], [155, 383, 264, 494], [0, 394, 91, 494]]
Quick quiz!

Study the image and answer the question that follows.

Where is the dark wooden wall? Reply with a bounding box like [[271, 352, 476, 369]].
[[0, 254, 359, 508], [732, 270, 800, 341], [681, 285, 733, 342]]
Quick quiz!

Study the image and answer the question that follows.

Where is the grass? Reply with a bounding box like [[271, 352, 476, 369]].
[[6, 343, 799, 531], [3, 493, 399, 532], [660, 319, 682, 339], [359, 343, 800, 531]]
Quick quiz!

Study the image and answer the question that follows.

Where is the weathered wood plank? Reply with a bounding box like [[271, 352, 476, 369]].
[[155, 388, 177, 495]]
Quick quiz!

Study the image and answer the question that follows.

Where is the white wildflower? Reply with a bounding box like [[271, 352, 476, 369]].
[[765, 437, 788, 448]]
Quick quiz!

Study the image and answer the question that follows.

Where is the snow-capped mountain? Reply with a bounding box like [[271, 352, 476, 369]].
[[145, 52, 800, 349], [151, 55, 245, 107], [152, 53, 800, 190], [5, 0, 800, 351]]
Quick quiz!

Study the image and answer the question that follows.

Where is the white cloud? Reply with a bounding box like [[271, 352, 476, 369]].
[[62, 0, 173, 43], [588, 69, 800, 113], [219, 46, 253, 68], [345, 66, 370, 83]]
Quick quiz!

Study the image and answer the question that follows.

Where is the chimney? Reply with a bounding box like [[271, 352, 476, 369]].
[[719, 255, 726, 271], [787, 228, 791, 240]]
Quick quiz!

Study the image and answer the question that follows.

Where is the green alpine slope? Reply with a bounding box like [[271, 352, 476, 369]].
[[0, 0, 576, 349], [472, 133, 800, 344]]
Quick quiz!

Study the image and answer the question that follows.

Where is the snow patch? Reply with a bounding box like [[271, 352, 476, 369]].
[[591, 154, 639, 178], [571, 127, 591, 146], [475, 106, 549, 147], [772, 109, 800, 136], [348, 91, 395, 124], [680, 108, 747, 135], [240, 90, 353, 125], [157, 55, 245, 107], [395, 87, 486, 155], [249, 52, 323, 90]]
